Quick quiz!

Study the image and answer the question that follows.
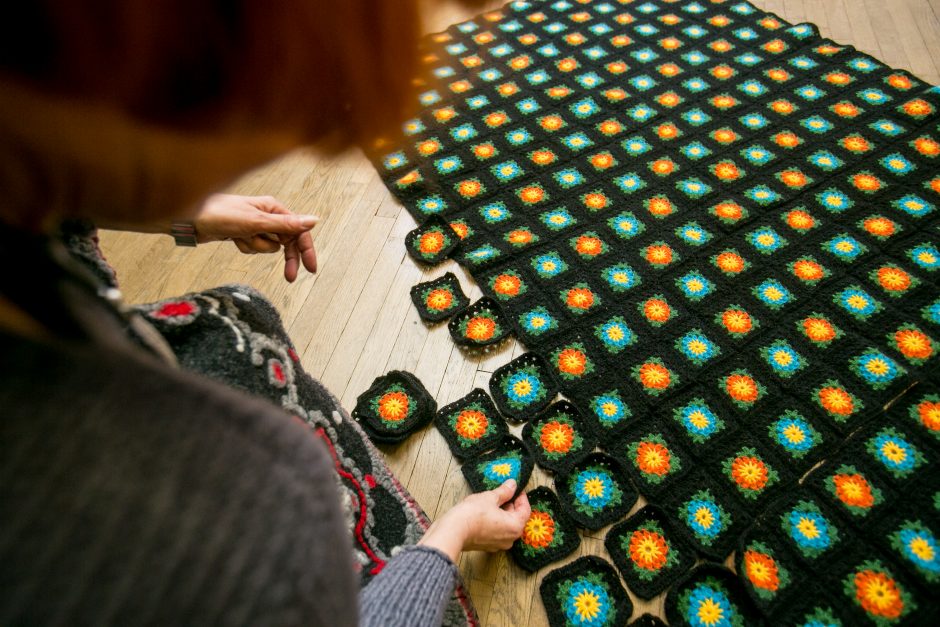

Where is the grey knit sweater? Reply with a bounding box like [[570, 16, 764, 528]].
[[0, 234, 457, 626]]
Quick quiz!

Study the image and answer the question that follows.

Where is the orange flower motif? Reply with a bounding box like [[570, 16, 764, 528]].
[[913, 137, 940, 157], [711, 95, 738, 109], [566, 287, 595, 310], [449, 221, 469, 240], [825, 71, 852, 85], [651, 159, 676, 176], [657, 91, 682, 107], [465, 317, 496, 341], [659, 36, 681, 50], [589, 152, 615, 170], [557, 348, 588, 376], [785, 209, 816, 230], [773, 131, 800, 148], [895, 328, 933, 361], [517, 33, 538, 46], [540, 114, 564, 131], [629, 529, 670, 571], [711, 39, 733, 53], [803, 317, 836, 343], [877, 266, 912, 292], [603, 87, 628, 101], [497, 82, 520, 97], [417, 139, 442, 156], [731, 456, 769, 491], [833, 473, 875, 508], [611, 35, 632, 47], [712, 128, 738, 143], [792, 259, 824, 282], [646, 244, 674, 266], [449, 79, 471, 93], [606, 61, 628, 74], [397, 170, 420, 186], [547, 86, 572, 99], [455, 409, 489, 440], [715, 251, 745, 274], [530, 150, 556, 166], [509, 55, 531, 70], [575, 235, 604, 256], [518, 186, 545, 204], [473, 143, 496, 159], [854, 570, 904, 619], [647, 196, 675, 217], [599, 119, 623, 135], [902, 98, 933, 117], [760, 16, 783, 28], [564, 32, 586, 46], [461, 55, 483, 69], [852, 173, 882, 192], [457, 179, 482, 198], [726, 374, 759, 403], [863, 216, 896, 237], [818, 385, 854, 416], [722, 309, 753, 334], [636, 441, 671, 476], [582, 192, 609, 211], [419, 231, 445, 254], [766, 68, 791, 82], [656, 123, 679, 139], [426, 289, 453, 311], [644, 299, 672, 323], [658, 62, 681, 77], [639, 362, 671, 390], [887, 74, 913, 89], [474, 31, 495, 44], [842, 134, 871, 152], [713, 161, 741, 181], [433, 107, 456, 123], [710, 15, 731, 27], [917, 400, 940, 431], [744, 550, 780, 592], [770, 99, 795, 114], [661, 14, 681, 26], [378, 391, 410, 422], [931, 176, 940, 194], [507, 229, 534, 245], [832, 102, 861, 118], [493, 274, 522, 296], [540, 420, 575, 453], [522, 510, 555, 549], [779, 170, 809, 188], [713, 202, 744, 221]]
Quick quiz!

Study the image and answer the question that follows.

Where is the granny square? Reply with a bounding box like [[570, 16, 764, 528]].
[[434, 387, 508, 461], [539, 556, 633, 627], [352, 370, 436, 444], [410, 272, 470, 323], [508, 486, 581, 573]]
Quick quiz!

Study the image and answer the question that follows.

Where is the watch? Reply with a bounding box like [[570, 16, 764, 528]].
[[170, 221, 198, 247]]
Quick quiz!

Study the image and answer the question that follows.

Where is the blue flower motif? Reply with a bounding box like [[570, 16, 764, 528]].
[[754, 279, 793, 309], [402, 118, 425, 136], [553, 168, 586, 189], [636, 1, 660, 13], [575, 72, 604, 89], [614, 173, 646, 194], [836, 287, 880, 318], [796, 85, 826, 101], [466, 95, 490, 110], [676, 271, 715, 301], [608, 212, 645, 239], [858, 88, 891, 105], [731, 1, 755, 13], [479, 68, 504, 82], [872, 432, 917, 472], [682, 108, 711, 126], [583, 46, 607, 60], [677, 177, 712, 198], [679, 142, 710, 161], [569, 97, 601, 118], [807, 150, 843, 171], [852, 350, 903, 389], [432, 65, 456, 78], [491, 160, 523, 182], [544, 22, 567, 35], [909, 245, 940, 271], [564, 580, 611, 626], [629, 74, 658, 91], [519, 307, 557, 336], [764, 341, 804, 376], [541, 208, 576, 232], [683, 77, 710, 93], [595, 318, 636, 352], [893, 194, 935, 218], [824, 235, 866, 261], [592, 393, 629, 427], [740, 144, 775, 166], [631, 46, 659, 62], [418, 90, 441, 106], [927, 298, 940, 324], [574, 470, 614, 509], [744, 185, 780, 205], [816, 188, 853, 212], [445, 42, 468, 56], [734, 27, 758, 40], [434, 155, 463, 175], [774, 416, 816, 453], [505, 371, 542, 404], [740, 113, 769, 129], [602, 263, 641, 293], [848, 57, 878, 72], [685, 2, 707, 14], [562, 132, 594, 152], [532, 252, 567, 278], [515, 97, 541, 115], [898, 528, 940, 573], [677, 331, 719, 365], [870, 119, 905, 136], [686, 499, 723, 537], [621, 136, 652, 156], [483, 456, 521, 483], [789, 55, 818, 70], [479, 201, 511, 223], [682, 50, 709, 65], [748, 227, 787, 253], [464, 244, 499, 264], [880, 153, 915, 175], [505, 128, 533, 146], [537, 43, 560, 57], [678, 402, 720, 438], [382, 151, 408, 171], [788, 509, 832, 550], [686, 585, 734, 627], [739, 79, 768, 97], [676, 222, 712, 246], [801, 115, 834, 134], [490, 43, 513, 57], [417, 195, 446, 215], [626, 104, 657, 122], [589, 23, 612, 36]]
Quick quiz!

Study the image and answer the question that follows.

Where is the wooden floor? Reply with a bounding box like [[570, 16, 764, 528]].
[[99, 2, 940, 624]]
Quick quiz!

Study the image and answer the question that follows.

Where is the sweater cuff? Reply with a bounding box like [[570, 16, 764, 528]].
[[359, 545, 458, 627]]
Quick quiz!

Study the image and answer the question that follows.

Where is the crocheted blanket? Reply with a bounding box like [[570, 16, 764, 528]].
[[373, 0, 940, 623]]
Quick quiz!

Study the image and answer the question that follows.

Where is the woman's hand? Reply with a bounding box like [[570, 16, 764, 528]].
[[194, 194, 318, 282], [418, 480, 531, 563]]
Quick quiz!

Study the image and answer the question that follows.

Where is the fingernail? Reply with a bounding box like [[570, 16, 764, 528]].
[[504, 479, 516, 490], [299, 215, 319, 228]]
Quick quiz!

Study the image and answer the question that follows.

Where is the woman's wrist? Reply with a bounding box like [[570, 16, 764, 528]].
[[417, 511, 469, 563]]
